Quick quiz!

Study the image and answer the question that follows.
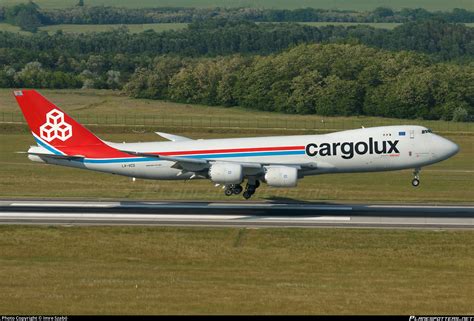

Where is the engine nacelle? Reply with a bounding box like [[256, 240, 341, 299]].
[[264, 166, 298, 187], [209, 163, 243, 185]]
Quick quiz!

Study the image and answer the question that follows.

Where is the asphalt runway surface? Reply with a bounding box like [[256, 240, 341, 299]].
[[0, 200, 472, 229]]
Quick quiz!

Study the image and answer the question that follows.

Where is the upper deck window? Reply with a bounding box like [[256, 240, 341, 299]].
[[421, 129, 433, 134]]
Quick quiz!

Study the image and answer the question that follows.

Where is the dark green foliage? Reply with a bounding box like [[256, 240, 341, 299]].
[[378, 20, 474, 60], [125, 44, 473, 121], [4, 2, 46, 32], [0, 19, 472, 60], [6, 6, 474, 25]]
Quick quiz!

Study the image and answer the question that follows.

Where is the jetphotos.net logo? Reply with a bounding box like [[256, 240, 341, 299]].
[[40, 109, 73, 142]]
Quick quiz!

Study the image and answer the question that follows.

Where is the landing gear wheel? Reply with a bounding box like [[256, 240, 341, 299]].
[[412, 168, 421, 187], [233, 185, 243, 195], [243, 191, 252, 199], [224, 188, 234, 196], [243, 183, 256, 199], [255, 180, 260, 188]]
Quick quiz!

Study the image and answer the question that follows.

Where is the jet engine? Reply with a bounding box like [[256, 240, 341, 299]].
[[264, 166, 298, 187], [208, 163, 243, 184]]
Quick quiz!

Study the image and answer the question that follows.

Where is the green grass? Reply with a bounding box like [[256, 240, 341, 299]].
[[1, 89, 472, 133], [301, 22, 402, 29], [1, 0, 473, 10], [38, 23, 188, 34], [0, 21, 471, 35], [0, 226, 472, 314], [0, 22, 31, 34]]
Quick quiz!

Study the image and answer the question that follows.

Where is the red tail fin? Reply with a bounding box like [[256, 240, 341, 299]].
[[14, 90, 124, 158]]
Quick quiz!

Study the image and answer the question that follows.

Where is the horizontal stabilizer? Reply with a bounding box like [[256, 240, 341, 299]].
[[17, 151, 85, 160], [155, 132, 193, 142]]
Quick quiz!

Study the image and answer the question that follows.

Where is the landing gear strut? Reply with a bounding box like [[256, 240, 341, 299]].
[[412, 168, 421, 187]]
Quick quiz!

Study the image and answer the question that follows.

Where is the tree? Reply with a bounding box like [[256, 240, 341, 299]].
[[106, 70, 121, 89], [5, 2, 44, 32], [452, 106, 469, 122], [315, 76, 363, 116], [14, 61, 46, 87], [288, 71, 324, 114]]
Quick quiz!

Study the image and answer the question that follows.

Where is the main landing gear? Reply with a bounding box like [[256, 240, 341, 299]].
[[243, 180, 260, 200], [224, 184, 244, 196], [224, 180, 260, 199], [411, 168, 421, 187]]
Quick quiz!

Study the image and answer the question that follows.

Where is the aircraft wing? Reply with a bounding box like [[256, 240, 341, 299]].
[[18, 151, 85, 161], [120, 150, 262, 173], [155, 132, 193, 142], [119, 150, 330, 174], [120, 150, 209, 172]]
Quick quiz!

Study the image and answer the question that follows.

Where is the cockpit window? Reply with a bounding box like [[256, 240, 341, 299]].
[[421, 129, 433, 134]]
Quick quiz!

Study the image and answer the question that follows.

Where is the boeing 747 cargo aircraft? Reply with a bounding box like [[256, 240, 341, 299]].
[[15, 90, 459, 199]]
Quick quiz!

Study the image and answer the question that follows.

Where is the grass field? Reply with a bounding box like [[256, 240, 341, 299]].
[[0, 89, 472, 203], [301, 22, 402, 29], [0, 22, 400, 35], [1, 0, 473, 11], [38, 23, 188, 34], [1, 89, 472, 133], [0, 22, 30, 34], [0, 226, 472, 314], [0, 22, 401, 35]]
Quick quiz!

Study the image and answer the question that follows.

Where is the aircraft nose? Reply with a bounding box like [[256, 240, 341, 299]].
[[435, 136, 459, 160]]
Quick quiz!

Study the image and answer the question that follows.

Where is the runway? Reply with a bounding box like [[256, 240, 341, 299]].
[[0, 200, 473, 229]]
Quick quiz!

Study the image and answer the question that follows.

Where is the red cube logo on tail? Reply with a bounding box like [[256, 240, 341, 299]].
[[39, 109, 73, 142]]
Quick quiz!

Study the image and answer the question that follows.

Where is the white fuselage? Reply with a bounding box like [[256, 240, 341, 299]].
[[29, 125, 459, 182]]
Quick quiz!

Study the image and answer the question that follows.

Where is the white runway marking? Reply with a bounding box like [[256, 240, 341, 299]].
[[0, 213, 350, 221], [0, 213, 248, 220], [10, 202, 118, 207], [260, 216, 351, 221], [8, 202, 354, 211], [369, 205, 474, 209]]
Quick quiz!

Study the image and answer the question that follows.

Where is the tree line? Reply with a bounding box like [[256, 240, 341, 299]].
[[123, 44, 473, 122], [0, 19, 472, 121], [1, 42, 471, 121], [1, 3, 474, 32], [0, 19, 472, 60]]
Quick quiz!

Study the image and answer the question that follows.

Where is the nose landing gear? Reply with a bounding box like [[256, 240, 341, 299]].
[[411, 168, 421, 187]]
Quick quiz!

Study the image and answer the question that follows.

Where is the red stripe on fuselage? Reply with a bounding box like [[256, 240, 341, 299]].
[[53, 144, 306, 159], [149, 145, 306, 156]]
